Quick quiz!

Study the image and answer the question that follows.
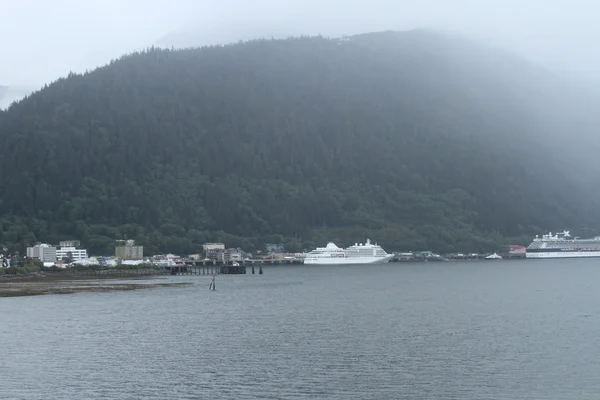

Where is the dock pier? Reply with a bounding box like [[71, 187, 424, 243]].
[[165, 258, 302, 275]]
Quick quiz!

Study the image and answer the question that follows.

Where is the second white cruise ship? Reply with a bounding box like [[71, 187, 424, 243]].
[[526, 230, 600, 259], [304, 239, 394, 265]]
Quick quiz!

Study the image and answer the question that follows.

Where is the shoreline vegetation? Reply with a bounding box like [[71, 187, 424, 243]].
[[0, 265, 192, 298]]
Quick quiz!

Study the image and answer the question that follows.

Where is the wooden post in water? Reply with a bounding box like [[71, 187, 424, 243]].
[[259, 266, 263, 275]]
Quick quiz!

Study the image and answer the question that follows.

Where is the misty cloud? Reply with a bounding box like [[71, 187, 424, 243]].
[[1, 0, 599, 89]]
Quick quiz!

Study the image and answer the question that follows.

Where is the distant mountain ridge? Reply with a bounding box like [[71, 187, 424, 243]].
[[0, 30, 599, 255], [155, 23, 297, 49]]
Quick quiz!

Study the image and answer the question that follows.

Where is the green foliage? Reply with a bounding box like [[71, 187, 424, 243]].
[[0, 265, 41, 275], [1, 31, 599, 254]]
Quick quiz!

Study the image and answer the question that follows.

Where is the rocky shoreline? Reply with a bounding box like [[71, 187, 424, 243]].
[[0, 274, 191, 298]]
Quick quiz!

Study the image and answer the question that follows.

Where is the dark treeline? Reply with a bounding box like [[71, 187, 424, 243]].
[[1, 30, 599, 255]]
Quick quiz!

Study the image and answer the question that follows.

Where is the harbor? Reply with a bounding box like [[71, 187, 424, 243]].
[[8, 230, 600, 278], [1, 239, 528, 276], [3, 229, 599, 298]]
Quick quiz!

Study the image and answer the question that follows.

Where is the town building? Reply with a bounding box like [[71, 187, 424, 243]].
[[203, 242, 225, 260], [207, 249, 225, 262], [26, 243, 57, 263], [59, 240, 80, 248], [56, 240, 88, 261], [506, 244, 526, 258], [115, 239, 144, 260], [224, 248, 245, 262], [203, 243, 225, 252]]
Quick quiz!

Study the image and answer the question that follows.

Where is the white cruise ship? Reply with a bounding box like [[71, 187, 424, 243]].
[[304, 239, 394, 265], [526, 230, 600, 259]]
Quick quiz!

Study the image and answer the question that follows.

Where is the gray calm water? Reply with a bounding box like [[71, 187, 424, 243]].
[[2, 259, 600, 399]]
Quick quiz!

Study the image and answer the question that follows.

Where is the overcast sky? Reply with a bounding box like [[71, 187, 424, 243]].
[[1, 0, 599, 87]]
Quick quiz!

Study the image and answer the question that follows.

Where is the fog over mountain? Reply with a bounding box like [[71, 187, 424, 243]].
[[0, 84, 39, 109], [1, 0, 600, 253], [2, 29, 600, 254], [1, 0, 600, 93], [153, 0, 600, 82]]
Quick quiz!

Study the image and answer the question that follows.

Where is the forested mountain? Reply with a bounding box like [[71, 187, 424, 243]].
[[1, 30, 600, 255]]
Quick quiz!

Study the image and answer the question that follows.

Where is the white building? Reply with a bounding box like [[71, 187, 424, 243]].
[[224, 248, 244, 262], [203, 242, 225, 260], [203, 242, 225, 252], [59, 240, 80, 248], [56, 241, 88, 261], [26, 243, 57, 263]]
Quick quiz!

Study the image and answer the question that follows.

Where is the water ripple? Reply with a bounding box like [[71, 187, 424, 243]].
[[2, 260, 600, 399]]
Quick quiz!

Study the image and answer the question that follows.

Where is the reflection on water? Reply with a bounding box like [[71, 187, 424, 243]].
[[2, 259, 600, 399]]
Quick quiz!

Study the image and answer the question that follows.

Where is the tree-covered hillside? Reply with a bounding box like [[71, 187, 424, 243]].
[[1, 30, 599, 255]]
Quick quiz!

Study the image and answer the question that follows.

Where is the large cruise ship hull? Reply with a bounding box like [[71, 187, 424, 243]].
[[304, 255, 394, 265], [526, 251, 600, 259]]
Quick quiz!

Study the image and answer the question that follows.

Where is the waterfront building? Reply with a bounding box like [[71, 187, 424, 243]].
[[26, 243, 57, 263], [224, 248, 244, 262], [115, 239, 144, 260], [56, 240, 88, 261], [203, 243, 225, 260]]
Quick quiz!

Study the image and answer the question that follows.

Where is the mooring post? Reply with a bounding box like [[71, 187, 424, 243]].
[[259, 266, 263, 275], [252, 265, 255, 274]]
